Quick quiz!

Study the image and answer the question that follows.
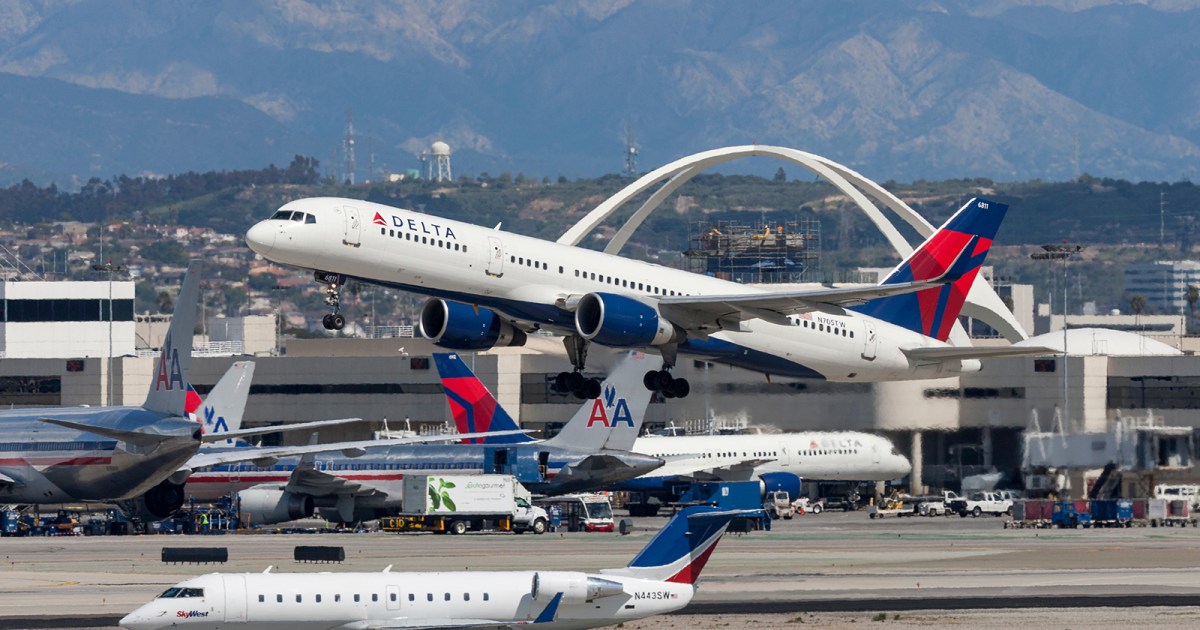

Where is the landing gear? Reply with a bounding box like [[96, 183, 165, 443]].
[[643, 368, 690, 398], [553, 336, 602, 400], [315, 271, 345, 330]]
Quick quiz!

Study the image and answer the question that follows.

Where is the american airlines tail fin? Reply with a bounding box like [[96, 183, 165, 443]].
[[433, 352, 535, 445], [543, 352, 654, 452], [853, 198, 1007, 342], [192, 361, 255, 448], [600, 506, 737, 584], [142, 261, 200, 416]]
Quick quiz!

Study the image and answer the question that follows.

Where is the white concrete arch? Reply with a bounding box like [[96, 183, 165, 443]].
[[558, 145, 1028, 342]]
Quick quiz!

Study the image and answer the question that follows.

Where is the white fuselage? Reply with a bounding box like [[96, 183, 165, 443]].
[[121, 570, 692, 630], [633, 431, 911, 482], [246, 198, 973, 382]]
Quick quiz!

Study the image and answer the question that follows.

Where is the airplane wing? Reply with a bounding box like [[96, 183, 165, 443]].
[[202, 417, 366, 443], [182, 430, 527, 471], [656, 279, 949, 329], [36, 418, 187, 447], [902, 346, 1058, 361], [365, 619, 529, 629], [283, 466, 389, 498]]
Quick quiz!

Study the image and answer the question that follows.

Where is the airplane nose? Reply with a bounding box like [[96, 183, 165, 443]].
[[245, 221, 277, 256], [119, 610, 156, 630]]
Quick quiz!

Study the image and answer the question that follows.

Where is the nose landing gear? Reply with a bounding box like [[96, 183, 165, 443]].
[[316, 271, 346, 330]]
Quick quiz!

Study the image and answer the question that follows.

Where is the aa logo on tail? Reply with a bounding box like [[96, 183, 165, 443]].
[[155, 333, 184, 391], [587, 384, 634, 428]]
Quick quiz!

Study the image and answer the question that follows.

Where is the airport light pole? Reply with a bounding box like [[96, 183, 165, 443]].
[[1030, 244, 1084, 428], [91, 261, 127, 405]]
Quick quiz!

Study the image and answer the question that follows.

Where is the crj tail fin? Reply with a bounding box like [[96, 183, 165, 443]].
[[194, 361, 255, 449], [544, 352, 654, 452], [433, 352, 534, 445], [142, 261, 200, 416], [853, 198, 1007, 341], [600, 506, 737, 584]]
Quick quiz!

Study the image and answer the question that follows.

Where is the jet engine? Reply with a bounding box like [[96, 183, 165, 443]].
[[239, 487, 315, 525], [531, 572, 626, 604], [419, 298, 527, 350], [121, 479, 187, 521], [758, 471, 802, 500], [574, 292, 681, 347]]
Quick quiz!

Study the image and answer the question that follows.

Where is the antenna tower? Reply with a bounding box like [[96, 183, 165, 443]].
[[343, 110, 357, 185], [623, 122, 639, 177]]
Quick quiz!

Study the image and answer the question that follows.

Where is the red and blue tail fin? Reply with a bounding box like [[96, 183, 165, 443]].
[[433, 352, 534, 445], [600, 506, 737, 584], [852, 197, 1007, 341]]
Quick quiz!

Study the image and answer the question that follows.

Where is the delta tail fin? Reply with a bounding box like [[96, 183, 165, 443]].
[[600, 506, 737, 584], [543, 352, 654, 452], [852, 198, 1007, 342], [142, 261, 200, 416], [192, 361, 255, 448], [434, 352, 534, 445]]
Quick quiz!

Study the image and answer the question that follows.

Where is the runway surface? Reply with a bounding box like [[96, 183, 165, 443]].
[[2, 511, 1199, 628]]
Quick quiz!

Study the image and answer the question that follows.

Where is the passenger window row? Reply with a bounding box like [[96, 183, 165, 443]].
[[259, 592, 490, 604], [792, 317, 855, 338], [382, 227, 468, 253]]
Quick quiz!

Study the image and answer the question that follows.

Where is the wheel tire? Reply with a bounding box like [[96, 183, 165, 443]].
[[972, 506, 982, 518], [554, 372, 571, 392], [643, 370, 659, 391], [811, 504, 822, 514], [566, 371, 585, 392], [331, 314, 346, 330], [322, 313, 334, 329], [653, 370, 674, 391], [583, 378, 602, 399], [532, 519, 548, 535], [450, 520, 468, 535], [669, 377, 690, 398]]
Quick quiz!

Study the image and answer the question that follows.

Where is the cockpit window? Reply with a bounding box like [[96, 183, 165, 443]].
[[270, 210, 293, 221], [305, 213, 317, 224], [157, 587, 204, 598]]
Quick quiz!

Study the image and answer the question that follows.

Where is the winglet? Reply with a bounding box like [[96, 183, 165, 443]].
[[533, 592, 563, 623], [142, 261, 201, 416]]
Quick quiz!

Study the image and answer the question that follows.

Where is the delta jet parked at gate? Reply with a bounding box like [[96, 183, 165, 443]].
[[121, 505, 737, 630], [435, 352, 910, 510], [248, 196, 1043, 399]]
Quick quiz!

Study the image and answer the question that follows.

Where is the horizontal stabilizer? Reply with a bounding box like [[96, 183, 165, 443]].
[[37, 417, 185, 448], [0, 471, 18, 487], [201, 417, 366, 443], [902, 346, 1057, 361]]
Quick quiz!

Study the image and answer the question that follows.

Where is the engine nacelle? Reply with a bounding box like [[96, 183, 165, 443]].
[[121, 479, 187, 521], [532, 572, 626, 604], [419, 299, 527, 350], [238, 487, 315, 525], [574, 292, 681, 347], [758, 472, 802, 500]]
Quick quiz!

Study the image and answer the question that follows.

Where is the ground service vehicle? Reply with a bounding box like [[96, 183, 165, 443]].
[[868, 492, 916, 518], [764, 490, 795, 519], [380, 475, 549, 534], [958, 491, 1014, 517], [1052, 501, 1092, 528], [535, 494, 615, 532]]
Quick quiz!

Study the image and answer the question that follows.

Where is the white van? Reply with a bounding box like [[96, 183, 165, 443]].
[[1154, 484, 1200, 509]]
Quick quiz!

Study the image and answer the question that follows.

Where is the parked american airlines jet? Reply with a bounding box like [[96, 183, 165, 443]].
[[434, 352, 910, 513], [121, 505, 737, 630], [247, 196, 1039, 399]]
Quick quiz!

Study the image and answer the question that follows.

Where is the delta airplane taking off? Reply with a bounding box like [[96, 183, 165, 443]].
[[435, 352, 910, 512], [121, 505, 737, 630], [247, 196, 1042, 399], [183, 353, 661, 524]]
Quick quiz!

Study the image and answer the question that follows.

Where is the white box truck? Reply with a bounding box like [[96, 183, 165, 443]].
[[381, 475, 549, 535]]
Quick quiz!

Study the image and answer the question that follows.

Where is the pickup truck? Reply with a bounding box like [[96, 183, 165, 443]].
[[917, 491, 959, 516], [958, 491, 1014, 518]]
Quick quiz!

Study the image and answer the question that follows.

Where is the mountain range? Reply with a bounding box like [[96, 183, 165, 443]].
[[2, 0, 1199, 187]]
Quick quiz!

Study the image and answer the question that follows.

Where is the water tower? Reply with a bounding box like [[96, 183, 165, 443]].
[[431, 141, 452, 182]]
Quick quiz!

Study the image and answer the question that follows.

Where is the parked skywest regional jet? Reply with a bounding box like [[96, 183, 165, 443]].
[[247, 196, 1043, 399], [435, 352, 911, 513], [184, 353, 661, 524], [121, 505, 737, 630]]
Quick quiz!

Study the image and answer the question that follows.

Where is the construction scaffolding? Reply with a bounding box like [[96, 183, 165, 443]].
[[684, 217, 821, 284]]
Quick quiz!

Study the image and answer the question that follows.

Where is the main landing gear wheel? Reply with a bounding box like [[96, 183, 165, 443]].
[[644, 369, 690, 399], [554, 370, 602, 400], [322, 313, 346, 330]]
